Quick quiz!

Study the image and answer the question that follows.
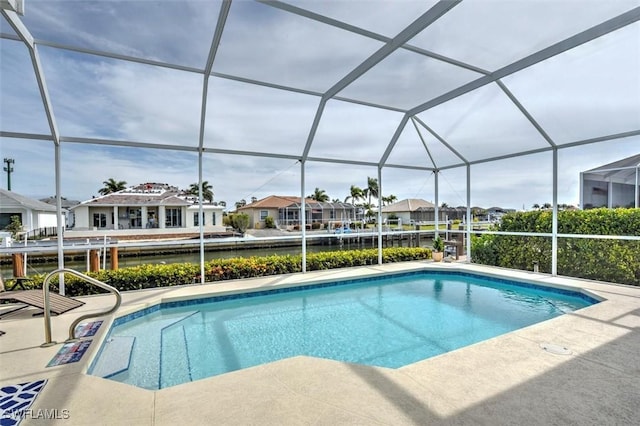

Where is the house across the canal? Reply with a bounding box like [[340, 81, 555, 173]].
[[68, 183, 225, 237]]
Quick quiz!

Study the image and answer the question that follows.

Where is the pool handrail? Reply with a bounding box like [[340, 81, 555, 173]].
[[41, 268, 121, 347]]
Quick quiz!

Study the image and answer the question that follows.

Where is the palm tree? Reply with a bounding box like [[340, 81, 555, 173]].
[[364, 177, 379, 207], [542, 202, 552, 210], [440, 202, 449, 209], [532, 203, 540, 210], [309, 187, 329, 202], [382, 194, 397, 206], [99, 178, 127, 195], [344, 185, 365, 204], [187, 181, 214, 202], [361, 202, 375, 223]]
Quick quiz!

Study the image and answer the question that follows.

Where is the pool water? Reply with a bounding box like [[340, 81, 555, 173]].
[[90, 272, 596, 390]]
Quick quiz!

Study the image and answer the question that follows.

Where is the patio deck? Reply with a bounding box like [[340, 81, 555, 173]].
[[1, 262, 638, 425]]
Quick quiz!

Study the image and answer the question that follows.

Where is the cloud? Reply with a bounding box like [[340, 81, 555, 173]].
[[0, 39, 50, 134], [287, 0, 440, 38], [215, 0, 384, 92], [409, 0, 640, 71], [37, 48, 203, 143], [338, 48, 482, 110], [308, 99, 405, 163], [204, 77, 320, 155], [24, 0, 220, 66], [1, 1, 638, 211]]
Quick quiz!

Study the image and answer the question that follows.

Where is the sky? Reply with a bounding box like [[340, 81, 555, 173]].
[[1, 0, 639, 210]]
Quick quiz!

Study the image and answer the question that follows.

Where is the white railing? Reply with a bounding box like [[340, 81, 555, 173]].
[[41, 268, 121, 347]]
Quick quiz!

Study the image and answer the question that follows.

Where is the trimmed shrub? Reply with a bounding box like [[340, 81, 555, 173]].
[[14, 247, 432, 296], [472, 208, 640, 286], [230, 213, 250, 234], [264, 216, 276, 229]]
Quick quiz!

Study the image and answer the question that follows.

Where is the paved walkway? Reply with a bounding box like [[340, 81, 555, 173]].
[[1, 262, 638, 425]]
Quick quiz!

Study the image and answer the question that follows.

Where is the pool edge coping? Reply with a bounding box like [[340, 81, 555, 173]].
[[82, 262, 610, 385]]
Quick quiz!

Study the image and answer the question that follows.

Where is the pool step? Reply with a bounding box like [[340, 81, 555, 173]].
[[159, 313, 201, 388], [91, 336, 136, 378], [159, 325, 193, 388]]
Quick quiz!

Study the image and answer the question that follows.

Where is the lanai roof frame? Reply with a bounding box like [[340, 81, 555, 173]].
[[2, 0, 640, 285]]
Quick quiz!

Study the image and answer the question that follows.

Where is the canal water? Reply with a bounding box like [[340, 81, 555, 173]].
[[0, 241, 380, 278], [1, 229, 433, 279]]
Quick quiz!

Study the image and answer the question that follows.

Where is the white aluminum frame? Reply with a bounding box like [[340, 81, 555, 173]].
[[1, 1, 639, 289]]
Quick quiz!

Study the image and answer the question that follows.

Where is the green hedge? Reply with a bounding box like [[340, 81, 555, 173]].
[[11, 247, 431, 296], [472, 208, 640, 286]]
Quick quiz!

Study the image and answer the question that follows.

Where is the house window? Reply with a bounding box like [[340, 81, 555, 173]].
[[166, 208, 182, 227], [129, 208, 142, 228], [93, 213, 107, 228], [260, 210, 268, 221], [311, 209, 322, 223], [0, 213, 22, 229], [211, 212, 216, 226], [193, 212, 205, 226]]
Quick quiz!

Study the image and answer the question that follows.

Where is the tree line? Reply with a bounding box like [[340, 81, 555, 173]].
[[98, 176, 399, 212], [98, 179, 221, 205]]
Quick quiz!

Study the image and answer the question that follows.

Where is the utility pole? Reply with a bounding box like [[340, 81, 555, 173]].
[[3, 158, 14, 190]]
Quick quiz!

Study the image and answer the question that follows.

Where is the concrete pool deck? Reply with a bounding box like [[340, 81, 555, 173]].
[[1, 261, 639, 425]]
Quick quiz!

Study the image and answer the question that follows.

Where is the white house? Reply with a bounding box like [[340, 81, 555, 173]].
[[0, 189, 59, 233], [580, 154, 640, 209], [69, 183, 225, 236], [381, 199, 436, 224], [40, 196, 80, 228]]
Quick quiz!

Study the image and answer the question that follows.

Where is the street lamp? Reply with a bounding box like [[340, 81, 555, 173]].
[[3, 158, 15, 190]]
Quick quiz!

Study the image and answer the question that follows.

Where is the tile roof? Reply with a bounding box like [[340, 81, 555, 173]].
[[39, 196, 81, 209], [79, 193, 191, 207], [381, 198, 435, 213], [238, 196, 307, 209], [0, 189, 58, 212], [74, 183, 192, 207], [238, 196, 357, 210]]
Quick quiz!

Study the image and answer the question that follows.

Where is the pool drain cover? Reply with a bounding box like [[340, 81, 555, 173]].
[[540, 342, 572, 355]]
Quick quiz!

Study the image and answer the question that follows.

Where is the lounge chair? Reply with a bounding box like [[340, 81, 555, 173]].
[[0, 276, 84, 318]]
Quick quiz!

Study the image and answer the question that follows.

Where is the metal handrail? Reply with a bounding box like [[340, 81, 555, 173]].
[[41, 268, 122, 347]]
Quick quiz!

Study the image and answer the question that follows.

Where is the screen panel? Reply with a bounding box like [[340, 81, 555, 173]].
[[38, 46, 203, 146], [203, 77, 319, 156], [409, 0, 640, 72], [213, 0, 384, 93], [417, 83, 550, 162], [23, 0, 221, 68], [337, 47, 482, 110], [307, 99, 404, 163], [0, 39, 51, 135], [502, 23, 640, 145]]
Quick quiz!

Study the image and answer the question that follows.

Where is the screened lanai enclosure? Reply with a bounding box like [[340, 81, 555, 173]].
[[1, 1, 639, 290]]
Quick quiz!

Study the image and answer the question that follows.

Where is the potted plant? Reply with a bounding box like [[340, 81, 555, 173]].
[[432, 236, 444, 262]]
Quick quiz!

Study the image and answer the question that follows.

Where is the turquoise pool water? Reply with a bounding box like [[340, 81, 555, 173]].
[[90, 271, 597, 390]]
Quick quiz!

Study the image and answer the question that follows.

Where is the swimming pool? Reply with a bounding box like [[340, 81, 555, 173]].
[[89, 271, 598, 390]]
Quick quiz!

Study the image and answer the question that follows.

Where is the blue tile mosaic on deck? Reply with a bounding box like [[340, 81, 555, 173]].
[[0, 379, 47, 426], [110, 270, 600, 328], [74, 321, 103, 338], [47, 340, 92, 367]]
